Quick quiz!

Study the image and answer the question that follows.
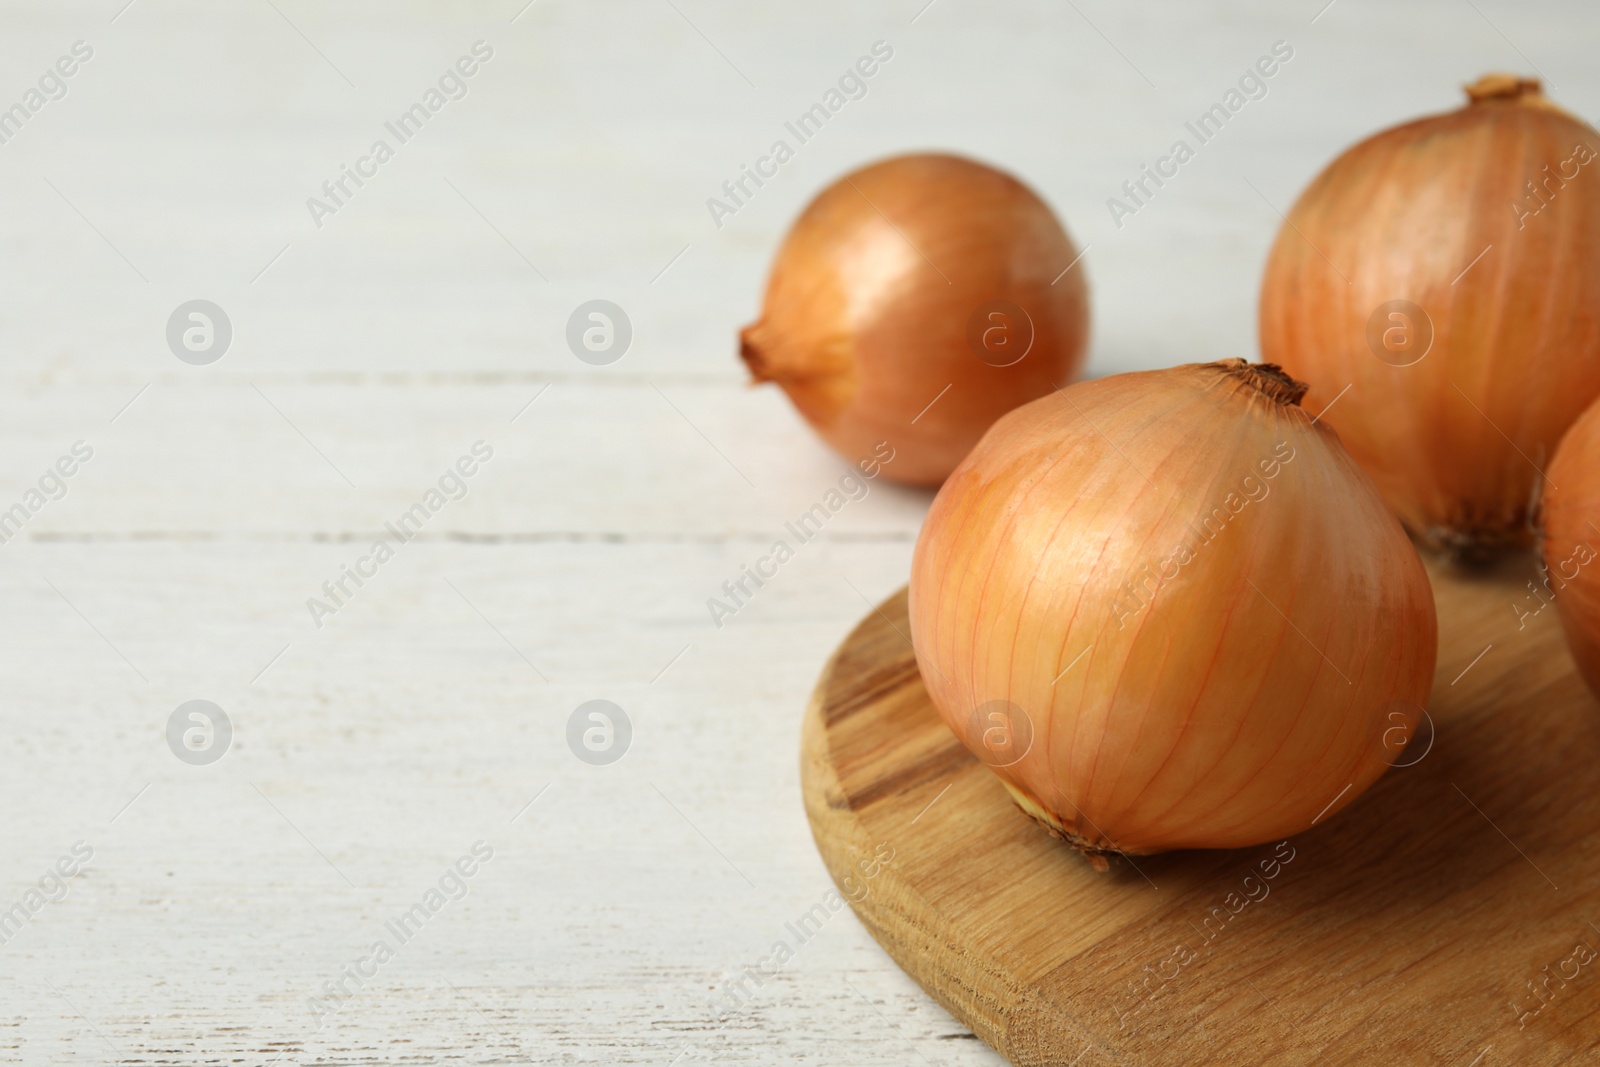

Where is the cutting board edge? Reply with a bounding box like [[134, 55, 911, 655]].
[[799, 597, 1121, 1067]]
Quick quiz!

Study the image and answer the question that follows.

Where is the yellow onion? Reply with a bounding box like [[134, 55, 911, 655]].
[[740, 152, 1089, 486], [1259, 74, 1600, 559], [908, 361, 1437, 862], [1541, 398, 1600, 697]]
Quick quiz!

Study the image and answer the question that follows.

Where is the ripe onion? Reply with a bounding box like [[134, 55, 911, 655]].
[[908, 361, 1437, 862], [1259, 74, 1600, 559], [1541, 398, 1600, 698], [740, 153, 1089, 486]]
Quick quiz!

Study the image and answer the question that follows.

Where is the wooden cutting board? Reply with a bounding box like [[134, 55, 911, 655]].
[[801, 557, 1600, 1066]]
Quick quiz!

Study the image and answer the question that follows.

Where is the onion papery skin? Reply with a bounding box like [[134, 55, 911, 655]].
[[908, 361, 1437, 858], [1542, 397, 1600, 698], [741, 153, 1089, 486], [1259, 74, 1600, 559]]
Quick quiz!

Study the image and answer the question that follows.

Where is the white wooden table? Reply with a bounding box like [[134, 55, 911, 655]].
[[0, 1, 1592, 1063]]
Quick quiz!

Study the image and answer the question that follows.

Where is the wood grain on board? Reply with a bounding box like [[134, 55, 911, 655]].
[[801, 559, 1600, 1066]]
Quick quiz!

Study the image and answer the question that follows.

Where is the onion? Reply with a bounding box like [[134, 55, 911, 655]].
[[908, 360, 1437, 862], [740, 152, 1089, 485], [1541, 397, 1600, 697], [1259, 74, 1600, 559]]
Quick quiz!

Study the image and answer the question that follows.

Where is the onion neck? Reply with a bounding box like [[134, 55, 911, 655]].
[[1211, 359, 1308, 408], [738, 317, 856, 425], [1464, 73, 1566, 115], [739, 320, 777, 383]]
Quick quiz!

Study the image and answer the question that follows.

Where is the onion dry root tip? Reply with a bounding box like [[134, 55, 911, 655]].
[[1020, 808, 1118, 873], [1422, 522, 1537, 569], [1004, 779, 1131, 872]]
